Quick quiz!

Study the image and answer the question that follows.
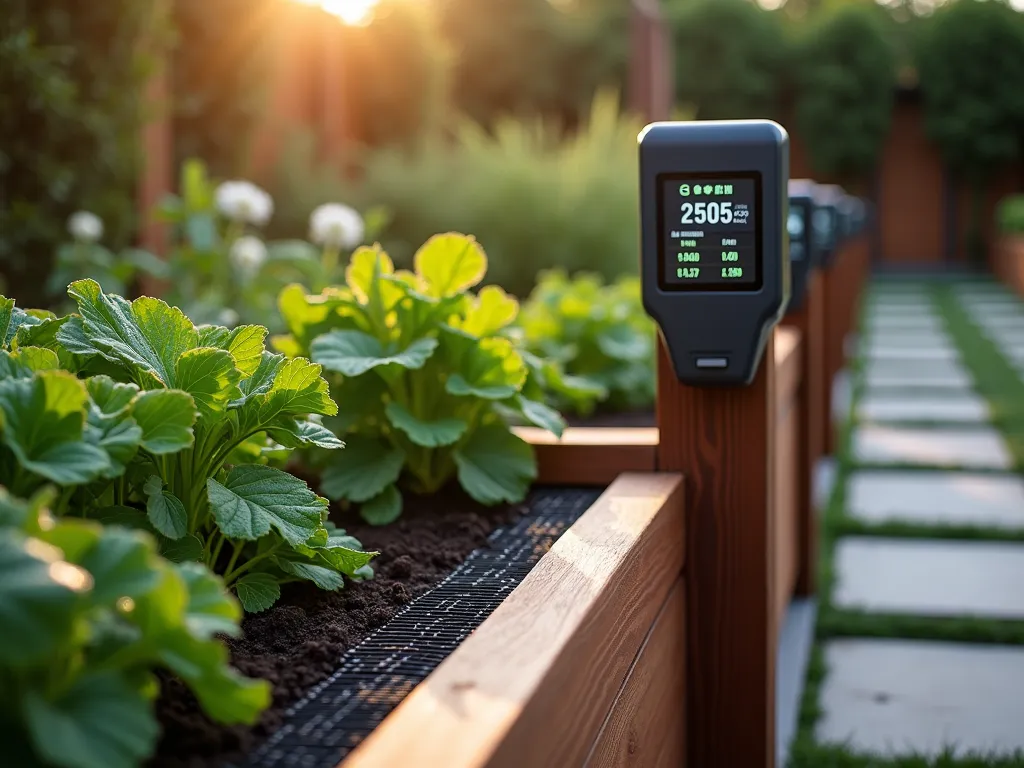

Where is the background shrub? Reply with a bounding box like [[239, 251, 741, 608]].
[[916, 0, 1024, 259], [0, 1, 164, 305], [997, 195, 1024, 234], [791, 2, 897, 185], [270, 92, 645, 297]]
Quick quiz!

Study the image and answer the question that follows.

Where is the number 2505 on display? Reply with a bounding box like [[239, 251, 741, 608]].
[[681, 201, 732, 224]]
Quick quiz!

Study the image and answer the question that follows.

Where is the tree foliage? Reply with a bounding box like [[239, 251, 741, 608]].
[[792, 2, 897, 182], [0, 1, 163, 304], [667, 0, 789, 120], [916, 0, 1024, 184]]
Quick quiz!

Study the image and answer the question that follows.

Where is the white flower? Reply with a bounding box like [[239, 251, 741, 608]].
[[309, 203, 365, 249], [215, 180, 274, 226], [68, 211, 104, 243], [217, 308, 240, 327], [229, 235, 268, 278]]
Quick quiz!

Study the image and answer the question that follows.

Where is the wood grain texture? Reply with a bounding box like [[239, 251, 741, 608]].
[[340, 473, 686, 768], [656, 336, 777, 768], [585, 577, 687, 768], [515, 427, 659, 485], [782, 270, 825, 596], [774, 381, 799, 630]]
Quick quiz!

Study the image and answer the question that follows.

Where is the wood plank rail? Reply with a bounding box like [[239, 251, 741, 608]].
[[339, 473, 686, 768], [514, 427, 659, 485], [773, 327, 803, 631]]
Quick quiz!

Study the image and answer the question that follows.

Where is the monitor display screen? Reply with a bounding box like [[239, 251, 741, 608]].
[[657, 173, 763, 292]]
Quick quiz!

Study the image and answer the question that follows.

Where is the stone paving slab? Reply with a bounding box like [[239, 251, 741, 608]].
[[862, 370, 974, 391], [864, 359, 969, 381], [856, 394, 988, 423], [859, 332, 953, 348], [846, 471, 1024, 529], [866, 319, 946, 335], [818, 638, 1024, 758], [861, 346, 960, 363], [852, 425, 1011, 469], [834, 538, 1024, 618]]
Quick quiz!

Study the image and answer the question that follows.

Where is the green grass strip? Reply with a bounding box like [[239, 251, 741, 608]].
[[789, 279, 1024, 767], [933, 285, 1024, 473]]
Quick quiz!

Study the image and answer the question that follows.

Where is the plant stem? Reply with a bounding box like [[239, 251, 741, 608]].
[[222, 539, 244, 577], [223, 541, 281, 585], [320, 245, 341, 289]]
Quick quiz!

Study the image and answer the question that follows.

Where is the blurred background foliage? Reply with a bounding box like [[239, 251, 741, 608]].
[[4, 0, 1024, 303]]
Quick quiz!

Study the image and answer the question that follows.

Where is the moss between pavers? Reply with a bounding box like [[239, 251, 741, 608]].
[[789, 279, 1024, 768]]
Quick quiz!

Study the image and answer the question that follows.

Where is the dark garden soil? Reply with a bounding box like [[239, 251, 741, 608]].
[[149, 490, 523, 768], [565, 408, 655, 428]]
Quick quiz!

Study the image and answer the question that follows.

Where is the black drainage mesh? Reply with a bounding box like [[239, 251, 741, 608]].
[[237, 486, 602, 768]]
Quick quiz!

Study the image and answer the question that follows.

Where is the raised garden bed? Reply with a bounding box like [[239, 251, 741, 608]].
[[151, 475, 684, 768]]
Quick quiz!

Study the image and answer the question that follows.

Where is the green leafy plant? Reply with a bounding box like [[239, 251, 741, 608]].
[[0, 487, 269, 768], [997, 195, 1024, 235], [1, 286, 377, 612], [517, 270, 655, 417], [277, 233, 577, 524]]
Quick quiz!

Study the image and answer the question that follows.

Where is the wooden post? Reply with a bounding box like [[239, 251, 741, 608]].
[[657, 335, 778, 768], [823, 252, 846, 455], [782, 272, 825, 596], [138, 2, 172, 265], [628, 0, 674, 122]]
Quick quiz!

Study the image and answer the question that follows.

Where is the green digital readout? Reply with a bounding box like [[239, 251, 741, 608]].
[[658, 174, 761, 291]]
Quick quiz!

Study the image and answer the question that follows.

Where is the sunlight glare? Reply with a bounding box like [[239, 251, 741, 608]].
[[293, 0, 380, 26]]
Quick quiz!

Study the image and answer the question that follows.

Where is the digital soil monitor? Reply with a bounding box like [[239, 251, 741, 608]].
[[814, 184, 845, 267], [788, 179, 819, 310], [640, 120, 790, 386]]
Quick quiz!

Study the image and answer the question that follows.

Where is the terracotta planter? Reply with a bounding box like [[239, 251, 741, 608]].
[[994, 234, 1024, 298]]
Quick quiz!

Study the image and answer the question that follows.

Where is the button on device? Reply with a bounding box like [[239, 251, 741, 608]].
[[695, 357, 729, 369]]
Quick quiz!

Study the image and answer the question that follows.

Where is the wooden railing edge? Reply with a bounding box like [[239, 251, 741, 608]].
[[339, 472, 686, 768]]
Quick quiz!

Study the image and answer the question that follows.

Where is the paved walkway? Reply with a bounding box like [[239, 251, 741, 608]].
[[813, 281, 1024, 762]]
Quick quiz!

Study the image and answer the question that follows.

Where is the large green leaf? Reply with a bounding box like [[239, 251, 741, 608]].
[[233, 351, 282, 406], [0, 534, 83, 665], [15, 315, 69, 352], [414, 233, 487, 297], [320, 436, 405, 503], [76, 526, 160, 605], [0, 296, 13, 347], [207, 465, 327, 546], [0, 371, 111, 485], [61, 279, 198, 387], [456, 285, 518, 336], [174, 347, 241, 416], [86, 377, 138, 417], [24, 671, 158, 768], [265, 418, 345, 450], [255, 357, 338, 420], [385, 402, 467, 447], [345, 246, 406, 311], [311, 330, 437, 377], [224, 325, 267, 377], [276, 558, 345, 591], [597, 325, 651, 362], [516, 396, 566, 438], [8, 346, 60, 373], [454, 426, 536, 505], [157, 628, 271, 721], [132, 389, 196, 454], [177, 561, 241, 639], [446, 337, 527, 400], [233, 572, 280, 613], [143, 476, 188, 540], [359, 484, 403, 525]]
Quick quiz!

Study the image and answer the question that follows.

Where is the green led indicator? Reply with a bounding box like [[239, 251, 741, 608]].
[[714, 184, 724, 195], [693, 185, 702, 196], [724, 184, 733, 194], [679, 184, 690, 197], [703, 185, 713, 195]]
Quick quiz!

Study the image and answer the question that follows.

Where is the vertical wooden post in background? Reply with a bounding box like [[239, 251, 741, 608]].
[[823, 254, 847, 455], [629, 0, 674, 122], [782, 273, 825, 596], [138, 3, 172, 265], [657, 336, 778, 768]]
